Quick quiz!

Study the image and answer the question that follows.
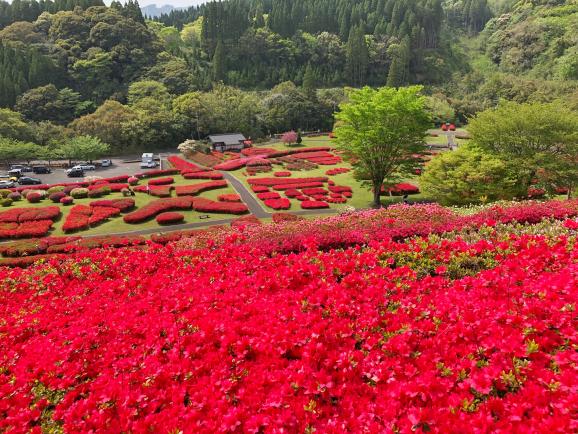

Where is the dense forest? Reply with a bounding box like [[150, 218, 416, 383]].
[[0, 0, 576, 154]]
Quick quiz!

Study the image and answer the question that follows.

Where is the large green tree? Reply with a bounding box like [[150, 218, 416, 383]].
[[59, 135, 110, 163], [468, 101, 578, 197], [334, 86, 431, 207]]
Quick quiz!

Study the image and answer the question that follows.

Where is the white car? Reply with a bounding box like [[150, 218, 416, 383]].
[[72, 164, 96, 171], [101, 159, 112, 167], [0, 180, 15, 188], [140, 161, 157, 169]]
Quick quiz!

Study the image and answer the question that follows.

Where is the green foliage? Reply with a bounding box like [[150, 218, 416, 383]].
[[420, 144, 518, 205], [334, 86, 431, 206], [468, 100, 578, 195], [59, 135, 110, 162], [0, 108, 31, 140]]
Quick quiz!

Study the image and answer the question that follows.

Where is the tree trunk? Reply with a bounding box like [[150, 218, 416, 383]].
[[372, 181, 382, 208]]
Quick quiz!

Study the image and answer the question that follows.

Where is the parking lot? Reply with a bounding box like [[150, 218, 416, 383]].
[[1, 154, 174, 185]]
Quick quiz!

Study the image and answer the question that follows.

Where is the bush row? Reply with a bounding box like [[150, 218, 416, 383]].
[[123, 197, 195, 224], [175, 181, 228, 196], [62, 205, 120, 233]]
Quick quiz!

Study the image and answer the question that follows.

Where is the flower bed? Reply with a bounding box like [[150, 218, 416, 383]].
[[183, 171, 224, 180], [251, 185, 269, 193], [326, 168, 350, 175], [175, 181, 228, 196], [218, 194, 241, 202], [301, 187, 328, 196], [257, 192, 281, 200], [149, 185, 173, 198], [301, 200, 330, 209], [0, 206, 60, 223], [167, 156, 202, 173], [123, 197, 195, 223], [263, 198, 291, 210], [134, 169, 179, 179], [150, 229, 204, 244], [274, 171, 292, 177], [272, 182, 325, 191], [62, 205, 120, 232], [241, 147, 277, 157], [156, 212, 185, 225], [328, 185, 352, 194], [248, 177, 328, 187], [382, 183, 420, 196], [148, 177, 174, 186], [0, 220, 54, 239], [284, 189, 301, 198], [0, 236, 81, 257], [231, 215, 262, 228], [89, 198, 135, 212], [191, 198, 249, 214], [272, 213, 304, 223]]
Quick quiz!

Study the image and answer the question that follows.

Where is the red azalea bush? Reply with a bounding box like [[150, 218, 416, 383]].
[[156, 212, 185, 225], [248, 177, 328, 186], [241, 148, 277, 157], [384, 183, 420, 196], [1, 202, 578, 431], [128, 177, 139, 186], [329, 185, 352, 194], [273, 182, 324, 191], [251, 185, 269, 193], [123, 197, 195, 224], [0, 219, 54, 239], [135, 169, 179, 179], [295, 195, 309, 201], [62, 205, 120, 232], [49, 192, 66, 203], [343, 191, 353, 198], [191, 198, 249, 215], [26, 192, 43, 203], [263, 198, 291, 210], [148, 177, 174, 186], [175, 181, 228, 196], [528, 188, 546, 198], [60, 196, 74, 205], [217, 194, 241, 202], [272, 213, 304, 223], [326, 197, 347, 203], [257, 192, 281, 200], [213, 159, 248, 171], [284, 189, 301, 198], [149, 185, 173, 198], [301, 187, 328, 196], [0, 206, 60, 223], [167, 156, 202, 173], [90, 198, 135, 212], [301, 200, 330, 209], [183, 171, 223, 180], [326, 167, 350, 175]]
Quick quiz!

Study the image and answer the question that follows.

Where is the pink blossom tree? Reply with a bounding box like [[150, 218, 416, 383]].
[[281, 130, 298, 146]]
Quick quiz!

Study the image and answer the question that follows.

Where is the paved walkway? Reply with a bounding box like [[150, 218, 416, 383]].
[[220, 172, 270, 218]]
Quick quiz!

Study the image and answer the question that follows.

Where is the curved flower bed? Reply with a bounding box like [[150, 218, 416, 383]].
[[156, 212, 185, 225], [90, 198, 135, 212], [123, 197, 195, 224], [274, 171, 292, 177], [0, 203, 576, 431], [175, 181, 228, 197], [256, 192, 281, 200], [326, 168, 350, 175], [0, 206, 60, 223], [0, 220, 54, 239], [183, 171, 224, 180], [149, 185, 173, 198], [62, 205, 120, 232], [263, 198, 291, 210]]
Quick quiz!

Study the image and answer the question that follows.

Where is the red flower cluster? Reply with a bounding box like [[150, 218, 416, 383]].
[[0, 206, 60, 223], [183, 171, 224, 180], [0, 220, 54, 239], [175, 181, 228, 196], [248, 176, 328, 186], [149, 185, 173, 198], [274, 171, 292, 177], [272, 213, 304, 223], [241, 147, 278, 157], [264, 198, 291, 210], [148, 177, 174, 186], [1, 201, 577, 432], [90, 198, 135, 212], [156, 212, 185, 225], [166, 156, 202, 174], [291, 151, 342, 165], [256, 192, 281, 200], [62, 205, 120, 232], [217, 194, 241, 203], [251, 185, 269, 193], [301, 200, 330, 209], [191, 198, 249, 215], [231, 215, 262, 228], [382, 183, 420, 195], [123, 197, 195, 223], [326, 167, 350, 175]]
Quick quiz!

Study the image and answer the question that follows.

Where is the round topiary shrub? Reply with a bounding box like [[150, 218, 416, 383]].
[[70, 188, 89, 199], [7, 192, 21, 201], [47, 186, 65, 194], [128, 176, 139, 186], [156, 212, 185, 225], [121, 188, 131, 197], [0, 189, 11, 198], [49, 192, 67, 203], [27, 192, 43, 203], [20, 189, 31, 198], [60, 196, 74, 205], [1, 198, 13, 207]]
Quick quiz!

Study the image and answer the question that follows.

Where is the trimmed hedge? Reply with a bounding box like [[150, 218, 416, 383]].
[[123, 197, 195, 224], [247, 177, 328, 186], [218, 194, 241, 202], [191, 198, 249, 215], [301, 200, 330, 209], [156, 212, 185, 225], [62, 205, 120, 233], [175, 181, 228, 196], [263, 198, 291, 210], [257, 192, 281, 200], [90, 198, 135, 212], [148, 177, 174, 186], [183, 171, 223, 180]]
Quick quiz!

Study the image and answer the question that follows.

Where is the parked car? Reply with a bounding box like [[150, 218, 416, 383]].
[[10, 164, 32, 172], [8, 169, 22, 178], [0, 180, 15, 188], [73, 164, 96, 171], [101, 159, 112, 167], [32, 166, 52, 174], [66, 168, 84, 178], [140, 160, 157, 169], [18, 176, 42, 185]]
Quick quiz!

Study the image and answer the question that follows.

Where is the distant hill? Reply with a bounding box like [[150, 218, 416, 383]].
[[141, 4, 183, 18]]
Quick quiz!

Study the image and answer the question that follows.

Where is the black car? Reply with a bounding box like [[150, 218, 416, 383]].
[[10, 165, 32, 172], [18, 176, 42, 185], [66, 168, 84, 178], [32, 166, 52, 174]]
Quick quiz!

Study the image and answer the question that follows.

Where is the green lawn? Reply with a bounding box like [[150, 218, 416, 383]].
[[426, 134, 449, 145]]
